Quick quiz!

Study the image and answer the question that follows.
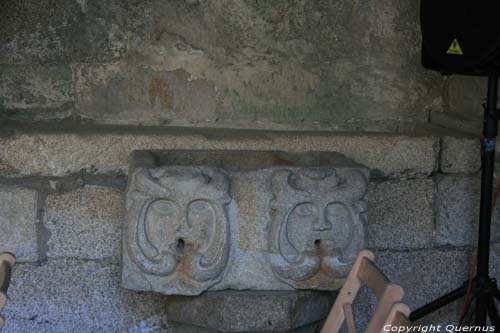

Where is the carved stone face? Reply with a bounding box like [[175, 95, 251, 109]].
[[269, 168, 367, 285], [144, 199, 216, 257], [125, 167, 231, 295], [284, 201, 354, 256]]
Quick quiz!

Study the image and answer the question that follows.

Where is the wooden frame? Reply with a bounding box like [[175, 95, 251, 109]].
[[383, 302, 411, 331], [0, 252, 15, 330], [321, 250, 405, 333]]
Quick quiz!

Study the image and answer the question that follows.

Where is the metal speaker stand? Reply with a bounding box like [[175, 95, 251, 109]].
[[410, 74, 500, 327]]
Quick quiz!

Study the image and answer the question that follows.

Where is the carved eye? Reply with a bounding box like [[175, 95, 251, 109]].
[[188, 200, 212, 217], [325, 202, 350, 222], [151, 200, 177, 217], [294, 203, 317, 216]]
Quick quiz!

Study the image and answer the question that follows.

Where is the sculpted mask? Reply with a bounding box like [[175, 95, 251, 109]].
[[125, 166, 231, 295], [268, 168, 368, 286]]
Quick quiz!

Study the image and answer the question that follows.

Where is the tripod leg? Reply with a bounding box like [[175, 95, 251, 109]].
[[464, 295, 477, 327], [477, 291, 488, 326], [410, 285, 467, 321], [494, 289, 500, 302], [487, 296, 500, 329]]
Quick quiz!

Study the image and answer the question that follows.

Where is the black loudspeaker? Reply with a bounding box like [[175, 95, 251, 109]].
[[421, 2, 500, 76], [412, 2, 500, 327]]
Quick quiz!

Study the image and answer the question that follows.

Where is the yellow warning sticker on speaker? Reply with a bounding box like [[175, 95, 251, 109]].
[[446, 38, 463, 55]]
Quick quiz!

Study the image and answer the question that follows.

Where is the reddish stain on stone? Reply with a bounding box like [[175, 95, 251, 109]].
[[148, 77, 173, 111], [272, 156, 294, 166]]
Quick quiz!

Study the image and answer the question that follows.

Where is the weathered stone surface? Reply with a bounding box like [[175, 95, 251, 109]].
[[1, 0, 441, 129], [165, 291, 333, 332], [2, 259, 169, 333], [430, 110, 482, 135], [447, 76, 487, 122], [440, 136, 480, 174], [268, 168, 367, 288], [435, 175, 500, 246], [0, 186, 38, 262], [0, 0, 126, 64], [368, 179, 434, 249], [0, 133, 438, 178], [73, 64, 218, 126], [128, 315, 171, 333], [431, 75, 493, 134], [45, 186, 124, 260], [123, 152, 369, 295], [123, 167, 232, 295], [0, 65, 74, 119]]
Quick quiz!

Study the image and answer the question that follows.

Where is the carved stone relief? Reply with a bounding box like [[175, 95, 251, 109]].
[[268, 168, 368, 288], [122, 151, 369, 295], [123, 166, 231, 295]]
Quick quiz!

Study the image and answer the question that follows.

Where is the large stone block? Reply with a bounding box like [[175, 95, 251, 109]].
[[0, 132, 438, 178], [45, 186, 125, 260], [0, 0, 126, 64], [435, 175, 500, 246], [440, 136, 480, 174], [2, 259, 169, 333], [368, 179, 434, 249], [0, 186, 38, 262], [165, 291, 333, 332], [122, 151, 369, 295]]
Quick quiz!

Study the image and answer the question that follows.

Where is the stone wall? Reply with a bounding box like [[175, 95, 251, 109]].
[[0, 0, 497, 332], [0, 0, 444, 132], [0, 128, 496, 332]]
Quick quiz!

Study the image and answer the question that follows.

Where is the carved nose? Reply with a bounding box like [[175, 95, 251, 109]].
[[313, 211, 332, 231], [175, 219, 191, 238]]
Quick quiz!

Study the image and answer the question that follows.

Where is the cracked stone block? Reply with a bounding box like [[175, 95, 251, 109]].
[[45, 186, 125, 260], [165, 291, 333, 332], [435, 175, 500, 246], [122, 151, 369, 295], [2, 259, 169, 333], [368, 179, 435, 249], [0, 186, 38, 262]]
